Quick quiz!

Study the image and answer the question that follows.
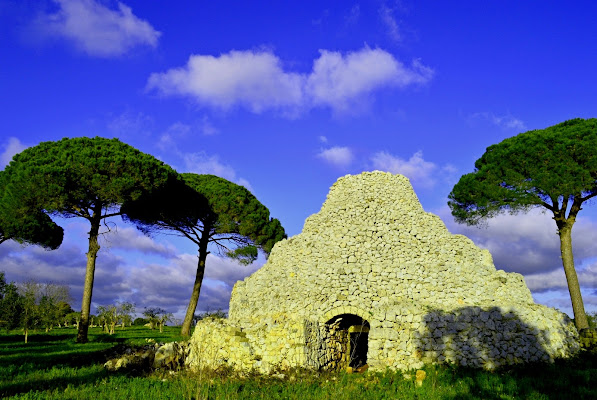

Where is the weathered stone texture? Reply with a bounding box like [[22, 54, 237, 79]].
[[187, 171, 579, 373]]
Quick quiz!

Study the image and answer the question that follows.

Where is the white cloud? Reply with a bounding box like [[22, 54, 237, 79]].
[[147, 50, 304, 114], [182, 152, 253, 191], [1, 137, 28, 168], [100, 226, 177, 258], [157, 118, 218, 152], [0, 235, 131, 310], [200, 116, 219, 136], [379, 3, 401, 42], [307, 49, 432, 113], [438, 207, 597, 277], [157, 122, 191, 151], [525, 262, 597, 293], [0, 220, 261, 316], [434, 206, 597, 316], [36, 0, 160, 57], [318, 136, 328, 143], [107, 110, 153, 138], [317, 146, 354, 168], [371, 150, 439, 188], [467, 112, 526, 131], [147, 47, 433, 116], [126, 253, 261, 314]]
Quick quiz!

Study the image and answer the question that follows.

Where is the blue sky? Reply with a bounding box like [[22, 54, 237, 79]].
[[1, 0, 596, 320]]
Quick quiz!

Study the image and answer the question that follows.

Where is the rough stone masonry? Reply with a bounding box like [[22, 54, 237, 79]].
[[187, 171, 579, 373]]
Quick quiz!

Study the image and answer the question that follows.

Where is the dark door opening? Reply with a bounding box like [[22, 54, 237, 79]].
[[325, 314, 370, 371], [349, 325, 369, 368]]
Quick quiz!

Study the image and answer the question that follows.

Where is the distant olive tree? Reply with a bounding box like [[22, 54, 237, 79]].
[[118, 302, 135, 328], [0, 272, 23, 332], [65, 311, 81, 329], [37, 283, 72, 332], [143, 307, 172, 332], [96, 304, 118, 334], [18, 281, 40, 343]]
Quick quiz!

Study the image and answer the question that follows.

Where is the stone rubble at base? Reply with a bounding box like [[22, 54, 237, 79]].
[[187, 171, 580, 373]]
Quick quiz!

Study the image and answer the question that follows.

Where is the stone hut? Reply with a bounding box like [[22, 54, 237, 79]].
[[187, 171, 579, 372]]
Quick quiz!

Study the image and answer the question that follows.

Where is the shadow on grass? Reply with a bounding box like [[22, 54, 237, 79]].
[[0, 326, 184, 397], [0, 366, 115, 398], [431, 352, 597, 400], [0, 333, 73, 343]]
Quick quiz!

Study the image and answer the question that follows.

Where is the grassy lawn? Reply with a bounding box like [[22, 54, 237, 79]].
[[1, 326, 596, 399]]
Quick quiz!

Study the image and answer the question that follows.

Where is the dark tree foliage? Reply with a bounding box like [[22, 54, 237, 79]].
[[123, 173, 286, 336], [0, 271, 5, 298], [448, 118, 597, 330], [1, 137, 180, 342], [0, 282, 23, 331], [0, 272, 24, 332], [0, 171, 63, 248]]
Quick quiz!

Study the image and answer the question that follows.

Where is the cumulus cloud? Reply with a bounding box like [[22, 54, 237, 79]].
[[317, 146, 354, 168], [0, 224, 261, 317], [525, 262, 597, 293], [437, 206, 597, 277], [1, 137, 28, 168], [147, 47, 433, 115], [156, 128, 251, 191], [127, 253, 261, 314], [467, 112, 527, 131], [100, 226, 177, 257], [307, 50, 432, 113], [147, 50, 304, 114], [182, 152, 252, 191], [433, 206, 597, 315], [35, 0, 160, 57], [0, 237, 130, 310], [370, 150, 454, 188]]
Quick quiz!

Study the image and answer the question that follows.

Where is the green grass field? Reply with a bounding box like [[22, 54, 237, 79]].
[[1, 326, 596, 399]]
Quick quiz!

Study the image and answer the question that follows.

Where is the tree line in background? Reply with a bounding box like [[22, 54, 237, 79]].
[[0, 271, 186, 342], [0, 271, 74, 342], [0, 137, 286, 343]]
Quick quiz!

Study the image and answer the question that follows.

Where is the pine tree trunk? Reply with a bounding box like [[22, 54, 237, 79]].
[[77, 217, 101, 343], [181, 235, 209, 337], [558, 225, 589, 330]]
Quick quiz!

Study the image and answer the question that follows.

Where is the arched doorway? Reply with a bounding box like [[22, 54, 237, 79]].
[[325, 314, 370, 370]]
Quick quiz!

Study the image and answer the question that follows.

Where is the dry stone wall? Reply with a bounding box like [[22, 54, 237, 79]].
[[188, 171, 579, 373]]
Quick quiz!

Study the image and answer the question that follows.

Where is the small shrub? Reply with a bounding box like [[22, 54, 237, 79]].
[[133, 317, 149, 326], [579, 329, 597, 354]]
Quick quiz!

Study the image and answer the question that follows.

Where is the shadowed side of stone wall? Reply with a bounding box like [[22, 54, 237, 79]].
[[410, 306, 579, 370]]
